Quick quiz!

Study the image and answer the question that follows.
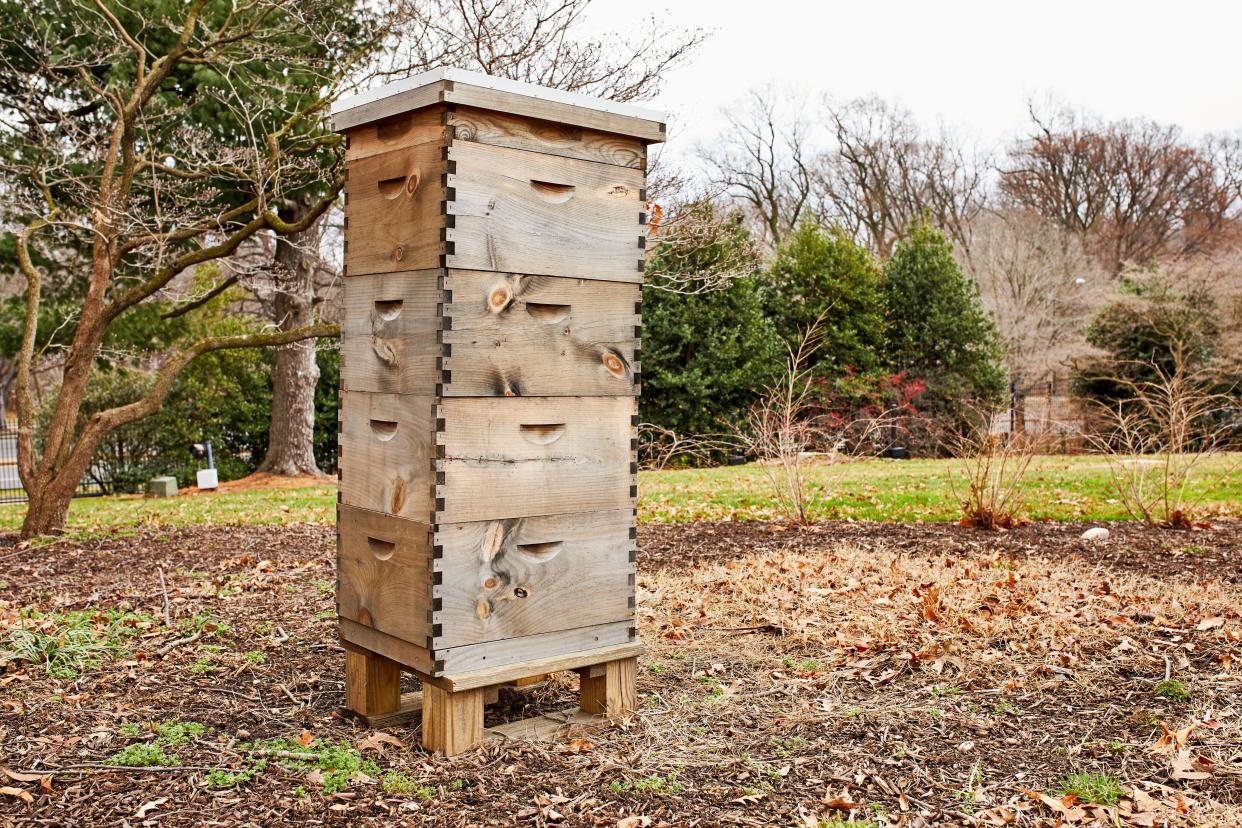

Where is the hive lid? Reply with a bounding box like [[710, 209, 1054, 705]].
[[331, 67, 666, 142]]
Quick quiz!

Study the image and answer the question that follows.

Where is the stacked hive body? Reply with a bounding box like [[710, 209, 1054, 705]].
[[332, 69, 663, 753]]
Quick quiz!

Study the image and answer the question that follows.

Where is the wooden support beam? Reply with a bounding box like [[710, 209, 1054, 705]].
[[577, 656, 636, 718], [421, 684, 485, 756], [345, 650, 401, 717]]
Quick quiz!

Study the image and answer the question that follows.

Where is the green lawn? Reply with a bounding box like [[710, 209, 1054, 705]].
[[1, 454, 1237, 536], [639, 453, 1241, 523]]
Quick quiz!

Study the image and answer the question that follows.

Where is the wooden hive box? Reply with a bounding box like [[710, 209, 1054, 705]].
[[332, 68, 663, 754]]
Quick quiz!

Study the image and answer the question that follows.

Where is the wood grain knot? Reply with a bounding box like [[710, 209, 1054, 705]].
[[391, 244, 405, 262], [487, 284, 514, 313], [607, 184, 631, 198], [602, 351, 627, 377]]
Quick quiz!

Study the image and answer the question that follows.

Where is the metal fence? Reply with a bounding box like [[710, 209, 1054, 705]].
[[0, 429, 109, 505]]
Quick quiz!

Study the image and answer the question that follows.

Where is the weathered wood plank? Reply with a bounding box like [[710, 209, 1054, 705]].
[[344, 141, 445, 277], [420, 640, 643, 690], [431, 509, 635, 648], [344, 650, 402, 717], [446, 142, 644, 282], [444, 81, 665, 143], [449, 106, 644, 169], [422, 684, 485, 755], [434, 621, 636, 676], [339, 393, 434, 521], [337, 505, 433, 644], [484, 708, 602, 741], [346, 106, 447, 161], [340, 270, 441, 395], [577, 656, 637, 718], [436, 396, 636, 523], [442, 271, 640, 397], [333, 82, 443, 133], [340, 618, 435, 674]]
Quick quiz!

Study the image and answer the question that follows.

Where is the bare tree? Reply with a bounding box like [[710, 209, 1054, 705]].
[[249, 0, 705, 477], [1, 1, 367, 536], [1000, 105, 1238, 276], [816, 96, 988, 257], [962, 209, 1109, 385], [384, 0, 704, 102], [699, 89, 814, 249]]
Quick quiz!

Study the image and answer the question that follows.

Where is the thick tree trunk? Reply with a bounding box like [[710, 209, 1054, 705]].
[[21, 480, 73, 537], [258, 212, 322, 477]]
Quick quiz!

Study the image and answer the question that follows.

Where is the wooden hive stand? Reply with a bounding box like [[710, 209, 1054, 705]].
[[330, 68, 664, 755]]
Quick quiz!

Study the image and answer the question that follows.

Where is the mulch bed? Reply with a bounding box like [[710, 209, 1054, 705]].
[[0, 519, 1238, 827], [640, 519, 1242, 581]]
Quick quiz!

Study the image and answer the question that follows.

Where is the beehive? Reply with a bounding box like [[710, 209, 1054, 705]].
[[331, 68, 663, 754]]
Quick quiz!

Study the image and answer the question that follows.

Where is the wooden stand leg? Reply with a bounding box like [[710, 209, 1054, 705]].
[[421, 684, 485, 756], [345, 650, 401, 717], [577, 656, 637, 717]]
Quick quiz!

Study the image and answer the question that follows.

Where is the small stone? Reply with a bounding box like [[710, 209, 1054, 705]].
[[1081, 527, 1110, 542]]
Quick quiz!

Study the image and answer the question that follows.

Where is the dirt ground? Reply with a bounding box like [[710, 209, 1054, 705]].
[[0, 519, 1239, 827]]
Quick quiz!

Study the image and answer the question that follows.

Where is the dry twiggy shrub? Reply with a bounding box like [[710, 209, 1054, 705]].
[[637, 424, 736, 470], [731, 311, 884, 524], [947, 408, 1038, 530], [1087, 353, 1236, 528]]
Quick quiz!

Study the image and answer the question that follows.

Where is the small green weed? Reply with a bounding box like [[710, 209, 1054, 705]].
[[768, 736, 807, 757], [205, 760, 267, 789], [254, 736, 380, 795], [112, 743, 179, 767], [648, 662, 665, 675], [609, 772, 683, 795], [188, 658, 218, 675], [930, 685, 963, 698], [782, 656, 820, 674], [243, 650, 266, 665], [1153, 679, 1191, 702], [1057, 770, 1123, 805], [382, 772, 435, 800], [184, 613, 230, 637]]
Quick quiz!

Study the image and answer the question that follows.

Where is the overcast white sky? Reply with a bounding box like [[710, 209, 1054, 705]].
[[583, 0, 1242, 163]]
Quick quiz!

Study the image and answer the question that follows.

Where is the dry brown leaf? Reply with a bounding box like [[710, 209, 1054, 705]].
[[1151, 722, 1196, 753], [355, 731, 406, 753], [1, 768, 45, 783], [977, 805, 1017, 825], [1196, 617, 1224, 630], [0, 786, 33, 805], [562, 738, 595, 754], [135, 797, 168, 818], [296, 729, 315, 747], [616, 818, 651, 828], [823, 794, 860, 811], [1170, 752, 1212, 780], [1023, 789, 1086, 823]]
